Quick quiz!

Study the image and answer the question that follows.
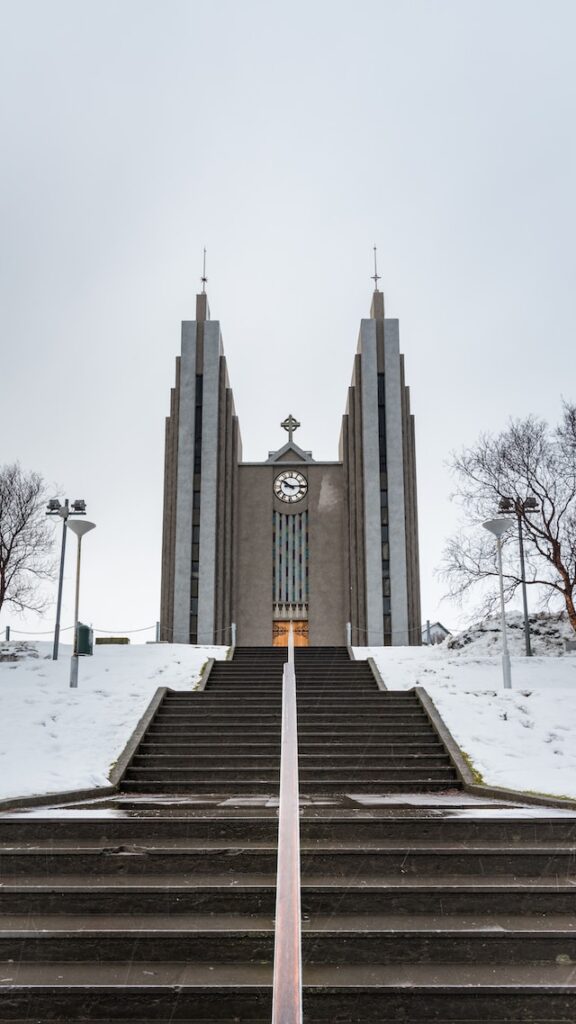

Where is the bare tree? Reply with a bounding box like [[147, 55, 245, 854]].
[[441, 403, 576, 633], [0, 463, 55, 615]]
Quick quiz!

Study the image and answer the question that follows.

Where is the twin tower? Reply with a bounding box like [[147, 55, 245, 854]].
[[160, 288, 421, 647]]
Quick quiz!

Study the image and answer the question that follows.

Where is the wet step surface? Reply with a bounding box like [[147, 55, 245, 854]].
[[2, 646, 576, 1021]]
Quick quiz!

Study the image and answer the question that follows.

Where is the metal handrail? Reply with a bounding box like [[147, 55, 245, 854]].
[[271, 624, 303, 1024]]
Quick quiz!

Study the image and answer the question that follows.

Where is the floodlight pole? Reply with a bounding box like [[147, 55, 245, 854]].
[[517, 515, 531, 657], [495, 533, 512, 689], [483, 518, 515, 690], [499, 496, 539, 658], [67, 520, 96, 689], [53, 502, 69, 661]]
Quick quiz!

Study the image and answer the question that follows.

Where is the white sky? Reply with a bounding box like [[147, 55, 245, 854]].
[[1, 0, 575, 643]]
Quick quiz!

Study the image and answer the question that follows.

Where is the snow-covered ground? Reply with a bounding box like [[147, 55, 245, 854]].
[[356, 613, 576, 801], [1, 613, 575, 805], [0, 641, 228, 802]]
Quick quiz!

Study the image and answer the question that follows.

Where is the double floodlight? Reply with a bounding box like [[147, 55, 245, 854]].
[[46, 498, 87, 518], [498, 495, 538, 513]]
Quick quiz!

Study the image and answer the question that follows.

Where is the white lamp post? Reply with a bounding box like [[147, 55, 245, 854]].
[[482, 517, 515, 689], [67, 519, 96, 689]]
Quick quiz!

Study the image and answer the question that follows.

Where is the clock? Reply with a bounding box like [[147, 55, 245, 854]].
[[274, 470, 308, 503]]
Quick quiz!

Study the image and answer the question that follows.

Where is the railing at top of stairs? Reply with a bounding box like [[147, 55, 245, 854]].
[[271, 623, 303, 1024]]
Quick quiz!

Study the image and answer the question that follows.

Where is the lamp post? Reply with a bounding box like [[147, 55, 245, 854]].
[[499, 496, 539, 657], [483, 517, 515, 689], [67, 519, 96, 689], [46, 498, 87, 660]]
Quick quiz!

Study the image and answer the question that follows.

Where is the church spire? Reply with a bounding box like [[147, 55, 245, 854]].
[[370, 245, 384, 319]]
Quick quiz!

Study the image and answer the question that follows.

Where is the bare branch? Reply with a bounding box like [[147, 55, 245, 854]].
[[441, 404, 576, 633], [0, 463, 56, 616]]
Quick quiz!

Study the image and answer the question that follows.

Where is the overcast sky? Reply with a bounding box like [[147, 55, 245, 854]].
[[1, 0, 575, 644]]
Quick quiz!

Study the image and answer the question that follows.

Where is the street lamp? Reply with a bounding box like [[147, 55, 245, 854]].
[[46, 498, 87, 660], [483, 517, 515, 689], [499, 496, 539, 657], [67, 519, 96, 689]]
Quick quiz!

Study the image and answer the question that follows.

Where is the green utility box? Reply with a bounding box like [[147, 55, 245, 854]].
[[76, 623, 94, 656]]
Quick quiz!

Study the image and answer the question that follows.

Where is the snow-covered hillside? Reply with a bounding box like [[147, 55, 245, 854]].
[[357, 613, 576, 801], [1, 615, 575, 806], [0, 642, 228, 803]]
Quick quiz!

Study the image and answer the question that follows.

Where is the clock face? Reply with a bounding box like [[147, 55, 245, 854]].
[[274, 470, 308, 503]]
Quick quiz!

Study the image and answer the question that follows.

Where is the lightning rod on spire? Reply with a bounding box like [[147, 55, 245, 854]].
[[371, 245, 381, 290], [201, 248, 208, 294]]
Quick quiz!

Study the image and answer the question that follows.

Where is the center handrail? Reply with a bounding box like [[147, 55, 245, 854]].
[[271, 623, 303, 1024]]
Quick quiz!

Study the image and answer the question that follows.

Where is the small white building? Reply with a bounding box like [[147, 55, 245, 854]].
[[422, 621, 451, 645]]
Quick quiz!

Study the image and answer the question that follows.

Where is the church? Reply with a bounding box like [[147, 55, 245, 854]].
[[160, 281, 421, 648]]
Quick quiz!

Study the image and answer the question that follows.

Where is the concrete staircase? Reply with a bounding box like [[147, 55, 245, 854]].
[[1, 645, 575, 1020], [123, 646, 462, 794]]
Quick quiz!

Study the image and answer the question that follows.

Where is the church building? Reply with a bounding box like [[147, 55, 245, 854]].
[[160, 284, 421, 647]]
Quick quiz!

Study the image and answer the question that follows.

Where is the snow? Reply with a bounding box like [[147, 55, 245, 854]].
[[0, 641, 228, 802], [356, 614, 576, 801], [1, 613, 575, 806]]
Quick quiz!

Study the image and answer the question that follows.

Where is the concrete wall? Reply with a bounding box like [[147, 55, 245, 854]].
[[197, 321, 222, 643], [236, 465, 275, 645], [235, 461, 348, 646], [307, 464, 348, 645], [383, 318, 409, 645], [360, 320, 385, 646], [172, 322, 197, 644]]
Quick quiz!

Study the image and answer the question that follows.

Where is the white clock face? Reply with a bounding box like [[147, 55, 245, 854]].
[[274, 471, 308, 503]]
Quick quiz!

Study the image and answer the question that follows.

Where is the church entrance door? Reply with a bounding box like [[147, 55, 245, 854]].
[[272, 621, 309, 647]]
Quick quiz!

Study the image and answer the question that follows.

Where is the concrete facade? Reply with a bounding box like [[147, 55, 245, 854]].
[[383, 318, 409, 645], [160, 288, 421, 647]]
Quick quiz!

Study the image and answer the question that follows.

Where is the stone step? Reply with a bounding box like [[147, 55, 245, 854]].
[[144, 726, 435, 738], [2, 874, 575, 916], [206, 677, 377, 684], [3, 913, 575, 964], [123, 765, 455, 782], [208, 672, 375, 679], [140, 745, 446, 760], [148, 714, 431, 726], [208, 665, 373, 672], [149, 717, 431, 728], [156, 706, 421, 717], [205, 679, 377, 686], [149, 718, 430, 730], [24, 841, 576, 880], [19, 841, 573, 881], [200, 683, 382, 691], [138, 740, 444, 755], [2, 814, 574, 843], [162, 697, 413, 707], [221, 670, 373, 676], [122, 779, 461, 793], [131, 754, 451, 769], [0, 961, 574, 1019]]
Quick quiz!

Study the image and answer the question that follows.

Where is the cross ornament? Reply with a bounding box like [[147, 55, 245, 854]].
[[371, 244, 381, 289], [281, 414, 301, 444]]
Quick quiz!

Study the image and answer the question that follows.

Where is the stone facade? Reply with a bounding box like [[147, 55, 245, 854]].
[[160, 289, 421, 647]]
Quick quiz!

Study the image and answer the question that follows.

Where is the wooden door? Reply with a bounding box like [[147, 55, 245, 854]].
[[273, 621, 309, 647]]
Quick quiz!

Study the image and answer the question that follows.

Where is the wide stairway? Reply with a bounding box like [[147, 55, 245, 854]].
[[1, 646, 575, 1021], [123, 645, 462, 794]]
